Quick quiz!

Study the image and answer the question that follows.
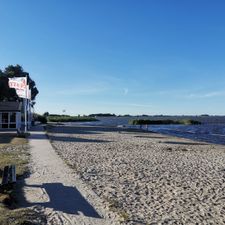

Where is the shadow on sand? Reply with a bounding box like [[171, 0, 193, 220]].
[[28, 126, 110, 143], [46, 124, 152, 135], [47, 135, 111, 143], [19, 182, 102, 218], [163, 141, 208, 145], [135, 135, 166, 139]]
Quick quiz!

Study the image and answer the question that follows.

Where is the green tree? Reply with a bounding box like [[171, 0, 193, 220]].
[[0, 73, 18, 101], [43, 112, 49, 117], [4, 64, 39, 101]]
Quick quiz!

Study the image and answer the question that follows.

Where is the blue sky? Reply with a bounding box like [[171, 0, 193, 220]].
[[0, 0, 225, 115]]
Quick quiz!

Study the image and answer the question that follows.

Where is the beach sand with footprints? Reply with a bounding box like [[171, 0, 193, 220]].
[[47, 125, 225, 224]]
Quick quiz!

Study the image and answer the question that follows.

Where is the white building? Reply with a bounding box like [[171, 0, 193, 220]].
[[0, 101, 22, 130]]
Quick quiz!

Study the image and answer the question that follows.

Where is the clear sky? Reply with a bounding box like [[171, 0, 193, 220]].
[[0, 0, 225, 115]]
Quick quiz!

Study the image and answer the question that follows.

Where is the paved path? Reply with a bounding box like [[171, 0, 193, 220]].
[[21, 126, 118, 225]]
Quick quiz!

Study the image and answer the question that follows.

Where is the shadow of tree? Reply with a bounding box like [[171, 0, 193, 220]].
[[47, 124, 155, 136], [48, 135, 111, 143], [28, 131, 110, 143], [163, 141, 208, 145]]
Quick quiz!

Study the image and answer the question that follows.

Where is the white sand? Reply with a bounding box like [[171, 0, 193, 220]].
[[48, 125, 225, 225]]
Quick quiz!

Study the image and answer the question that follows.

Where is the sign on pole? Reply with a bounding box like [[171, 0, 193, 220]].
[[8, 77, 28, 132], [8, 77, 27, 99]]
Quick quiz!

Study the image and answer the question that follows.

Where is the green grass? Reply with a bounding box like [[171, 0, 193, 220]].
[[129, 119, 201, 125], [0, 133, 26, 147], [0, 208, 46, 225], [0, 134, 46, 224], [47, 115, 98, 123], [0, 134, 29, 178]]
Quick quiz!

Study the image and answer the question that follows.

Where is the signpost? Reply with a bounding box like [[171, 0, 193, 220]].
[[8, 77, 31, 132]]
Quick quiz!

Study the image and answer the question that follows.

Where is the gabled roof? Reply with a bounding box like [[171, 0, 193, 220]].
[[0, 101, 22, 112]]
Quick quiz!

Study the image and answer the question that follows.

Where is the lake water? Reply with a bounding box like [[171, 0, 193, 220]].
[[77, 116, 225, 145], [146, 124, 225, 145]]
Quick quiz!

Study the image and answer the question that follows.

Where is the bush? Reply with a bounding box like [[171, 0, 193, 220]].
[[129, 119, 201, 125], [35, 115, 47, 124], [179, 119, 201, 125]]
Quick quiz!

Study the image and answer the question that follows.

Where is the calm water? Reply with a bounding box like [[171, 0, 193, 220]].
[[146, 124, 225, 145], [76, 116, 225, 145]]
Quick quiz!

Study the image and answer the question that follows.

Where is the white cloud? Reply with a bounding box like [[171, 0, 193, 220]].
[[185, 91, 225, 99]]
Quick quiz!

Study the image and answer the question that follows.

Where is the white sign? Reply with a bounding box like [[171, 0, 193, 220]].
[[8, 77, 28, 99]]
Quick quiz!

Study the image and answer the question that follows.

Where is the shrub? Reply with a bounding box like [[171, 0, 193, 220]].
[[129, 119, 201, 125], [179, 119, 201, 125], [35, 114, 47, 124]]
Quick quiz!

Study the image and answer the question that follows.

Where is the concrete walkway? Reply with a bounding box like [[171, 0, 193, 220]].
[[21, 126, 118, 225]]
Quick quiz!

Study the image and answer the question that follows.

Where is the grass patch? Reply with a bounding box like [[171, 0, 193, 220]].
[[0, 134, 46, 224], [0, 133, 27, 149], [119, 210, 130, 221], [129, 119, 201, 125], [0, 208, 46, 225], [0, 135, 28, 184], [0, 151, 29, 180]]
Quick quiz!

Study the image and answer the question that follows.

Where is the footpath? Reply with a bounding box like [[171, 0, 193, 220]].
[[20, 126, 117, 225]]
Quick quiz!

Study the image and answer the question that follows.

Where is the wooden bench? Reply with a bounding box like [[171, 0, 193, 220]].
[[0, 165, 16, 191]]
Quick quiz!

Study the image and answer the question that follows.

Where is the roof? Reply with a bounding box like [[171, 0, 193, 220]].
[[0, 101, 22, 112]]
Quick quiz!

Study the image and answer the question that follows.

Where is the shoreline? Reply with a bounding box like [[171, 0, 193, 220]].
[[59, 121, 225, 146], [47, 124, 225, 224]]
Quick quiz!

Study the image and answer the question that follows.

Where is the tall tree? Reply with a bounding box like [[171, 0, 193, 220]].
[[4, 64, 39, 101], [0, 72, 18, 101]]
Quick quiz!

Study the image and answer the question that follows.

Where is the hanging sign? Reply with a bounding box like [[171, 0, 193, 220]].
[[8, 77, 28, 99]]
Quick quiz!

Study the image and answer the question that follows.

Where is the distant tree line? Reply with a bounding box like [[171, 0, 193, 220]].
[[34, 112, 98, 124], [88, 113, 116, 117]]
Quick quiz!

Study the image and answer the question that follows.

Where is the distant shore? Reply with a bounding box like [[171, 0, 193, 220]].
[[47, 124, 225, 224]]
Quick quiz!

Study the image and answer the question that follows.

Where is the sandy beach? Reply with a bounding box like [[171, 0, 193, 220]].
[[47, 125, 225, 224]]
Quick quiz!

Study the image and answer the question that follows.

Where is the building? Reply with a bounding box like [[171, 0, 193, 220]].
[[0, 101, 22, 130]]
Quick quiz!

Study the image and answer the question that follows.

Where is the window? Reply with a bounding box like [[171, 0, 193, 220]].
[[10, 124, 16, 128], [2, 124, 8, 128], [2, 113, 8, 123], [0, 112, 17, 129], [10, 113, 16, 123]]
